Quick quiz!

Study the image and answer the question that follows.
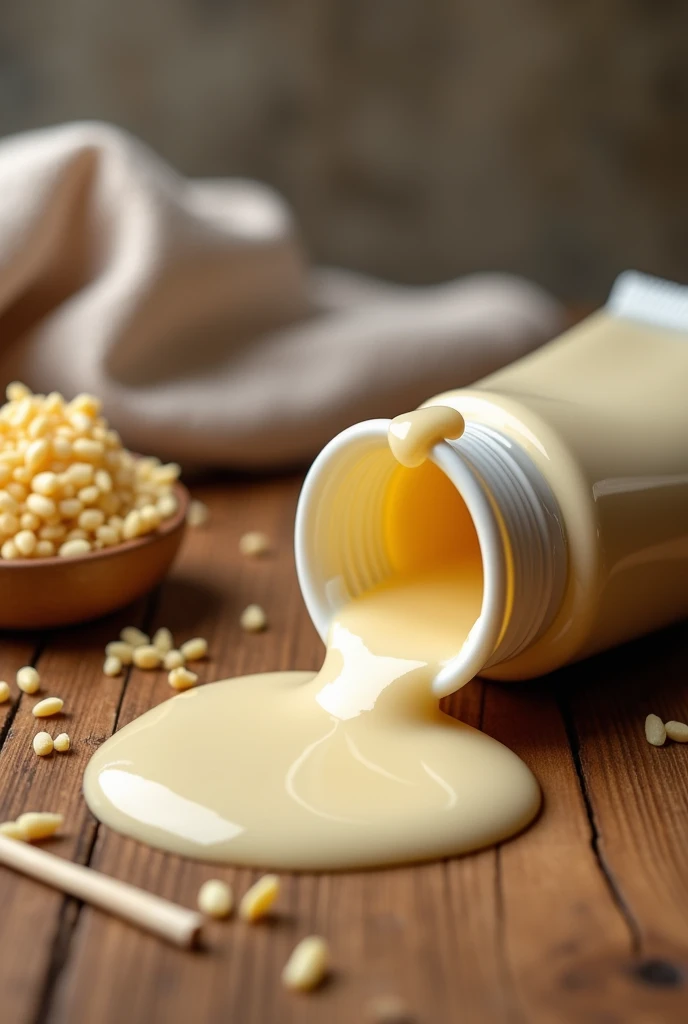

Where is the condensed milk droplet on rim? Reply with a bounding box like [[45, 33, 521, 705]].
[[387, 406, 465, 468]]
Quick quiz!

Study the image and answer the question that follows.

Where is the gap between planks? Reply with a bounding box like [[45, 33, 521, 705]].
[[558, 693, 643, 953]]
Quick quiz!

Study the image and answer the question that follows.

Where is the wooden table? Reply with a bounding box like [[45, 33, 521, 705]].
[[0, 475, 687, 1024]]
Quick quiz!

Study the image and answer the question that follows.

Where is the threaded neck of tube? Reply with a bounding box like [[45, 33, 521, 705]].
[[446, 423, 567, 667]]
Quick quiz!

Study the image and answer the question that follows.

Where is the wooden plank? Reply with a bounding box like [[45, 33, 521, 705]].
[[0, 634, 38, 760], [0, 601, 151, 1024], [484, 681, 636, 1024], [564, 624, 688, 1018], [473, 633, 688, 1024], [0, 633, 46, 1023]]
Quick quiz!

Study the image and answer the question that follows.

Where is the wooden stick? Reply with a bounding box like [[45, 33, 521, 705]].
[[0, 835, 203, 948]]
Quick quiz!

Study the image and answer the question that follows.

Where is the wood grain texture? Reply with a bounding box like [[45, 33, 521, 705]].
[[0, 476, 686, 1024]]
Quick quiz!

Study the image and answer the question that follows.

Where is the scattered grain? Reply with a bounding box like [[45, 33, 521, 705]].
[[0, 681, 10, 703], [17, 666, 40, 694], [281, 936, 330, 992], [163, 649, 185, 670], [197, 879, 234, 919], [187, 499, 209, 527], [0, 821, 26, 840], [120, 626, 149, 648], [180, 637, 207, 662], [665, 720, 688, 743], [33, 732, 53, 756], [32, 697, 64, 718], [645, 713, 666, 747], [105, 641, 134, 665], [103, 655, 123, 677], [16, 812, 63, 840], [54, 733, 70, 753], [239, 874, 280, 922], [168, 666, 198, 691], [240, 604, 268, 633], [239, 531, 269, 557], [133, 645, 161, 670], [153, 627, 174, 654]]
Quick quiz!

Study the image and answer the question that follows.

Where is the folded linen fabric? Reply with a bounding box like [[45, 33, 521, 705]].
[[0, 122, 563, 468]]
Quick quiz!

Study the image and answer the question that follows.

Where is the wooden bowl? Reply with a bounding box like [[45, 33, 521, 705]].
[[0, 482, 189, 630]]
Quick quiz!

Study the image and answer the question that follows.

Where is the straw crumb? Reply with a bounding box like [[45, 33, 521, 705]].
[[645, 713, 666, 747], [665, 720, 688, 743], [187, 499, 209, 527], [366, 995, 416, 1023], [281, 935, 330, 992], [239, 531, 270, 557], [240, 604, 267, 633], [0, 821, 26, 841], [239, 874, 280, 922], [197, 879, 233, 919], [16, 812, 63, 840]]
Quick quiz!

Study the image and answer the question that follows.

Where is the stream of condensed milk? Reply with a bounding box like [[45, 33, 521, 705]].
[[84, 409, 541, 870]]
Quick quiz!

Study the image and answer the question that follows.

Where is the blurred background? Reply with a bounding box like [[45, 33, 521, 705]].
[[1, 0, 686, 301]]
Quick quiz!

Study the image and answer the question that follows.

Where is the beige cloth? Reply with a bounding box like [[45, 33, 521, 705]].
[[0, 122, 563, 468]]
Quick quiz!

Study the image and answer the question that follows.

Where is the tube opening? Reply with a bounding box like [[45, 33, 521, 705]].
[[384, 459, 482, 578], [295, 420, 509, 697]]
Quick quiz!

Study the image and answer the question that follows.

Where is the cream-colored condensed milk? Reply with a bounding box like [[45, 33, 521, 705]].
[[388, 405, 465, 468], [84, 553, 540, 868]]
